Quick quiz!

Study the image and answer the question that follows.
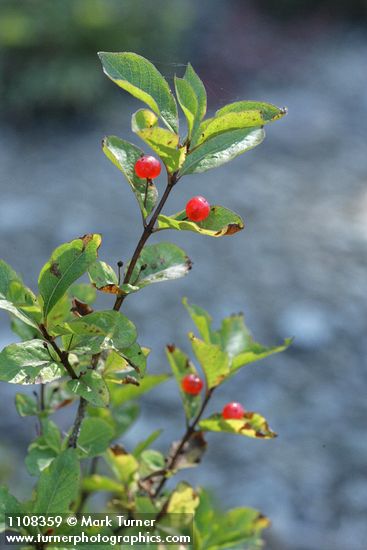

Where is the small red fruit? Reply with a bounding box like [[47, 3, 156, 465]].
[[181, 374, 204, 395], [134, 155, 161, 179], [222, 402, 245, 420], [185, 196, 211, 222]]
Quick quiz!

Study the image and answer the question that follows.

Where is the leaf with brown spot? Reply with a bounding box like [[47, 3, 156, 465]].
[[127, 243, 192, 289], [71, 298, 93, 317], [157, 206, 244, 238], [39, 234, 101, 319], [199, 412, 276, 439]]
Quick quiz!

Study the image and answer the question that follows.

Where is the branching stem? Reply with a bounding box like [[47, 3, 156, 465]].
[[154, 388, 214, 503]]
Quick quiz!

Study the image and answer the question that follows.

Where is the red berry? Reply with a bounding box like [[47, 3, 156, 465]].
[[185, 196, 211, 222], [134, 156, 161, 179], [181, 374, 204, 395], [222, 402, 245, 420]]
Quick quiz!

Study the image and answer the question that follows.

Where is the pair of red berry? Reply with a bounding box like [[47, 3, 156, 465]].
[[134, 155, 210, 222], [181, 374, 245, 420]]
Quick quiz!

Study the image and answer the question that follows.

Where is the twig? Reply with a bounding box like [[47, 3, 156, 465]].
[[113, 172, 178, 311], [67, 171, 178, 499], [153, 389, 213, 500], [39, 324, 78, 380], [67, 397, 87, 448]]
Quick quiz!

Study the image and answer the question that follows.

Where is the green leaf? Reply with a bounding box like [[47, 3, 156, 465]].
[[98, 52, 178, 133], [190, 335, 230, 389], [128, 243, 192, 289], [67, 370, 110, 407], [182, 298, 216, 345], [199, 412, 276, 439], [46, 294, 73, 334], [59, 310, 137, 352], [174, 77, 198, 139], [231, 338, 292, 372], [104, 344, 147, 381], [166, 345, 201, 421], [105, 449, 139, 487], [0, 260, 41, 330], [133, 125, 185, 174], [202, 506, 270, 550], [133, 429, 162, 458], [110, 374, 169, 406], [179, 127, 265, 176], [0, 340, 64, 385], [78, 417, 114, 458], [87, 401, 140, 438], [102, 136, 158, 217], [82, 475, 123, 494], [103, 351, 135, 382], [185, 301, 291, 373], [88, 260, 119, 293], [139, 449, 165, 478], [25, 419, 62, 475], [215, 312, 291, 371], [38, 234, 101, 319], [216, 100, 287, 122], [33, 449, 80, 514], [0, 487, 23, 532], [216, 314, 253, 358], [15, 393, 38, 416], [167, 482, 200, 514], [194, 112, 264, 147], [25, 441, 57, 476], [131, 108, 159, 132], [184, 63, 207, 140], [11, 316, 40, 341], [41, 418, 62, 451], [157, 206, 244, 237]]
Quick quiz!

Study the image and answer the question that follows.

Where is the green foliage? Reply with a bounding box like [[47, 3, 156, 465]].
[[25, 420, 62, 476], [157, 206, 244, 237], [0, 52, 288, 548], [38, 234, 101, 319], [180, 127, 265, 175], [190, 334, 230, 389], [132, 116, 186, 174], [183, 63, 207, 141], [67, 370, 110, 407], [103, 136, 158, 217], [0, 260, 41, 330], [15, 393, 38, 417], [0, 340, 63, 385], [199, 413, 276, 439], [166, 345, 202, 420], [0, 487, 23, 532], [184, 298, 291, 375], [33, 449, 80, 514], [98, 52, 178, 133], [59, 310, 137, 352], [78, 417, 114, 458], [194, 490, 270, 550], [127, 243, 192, 288]]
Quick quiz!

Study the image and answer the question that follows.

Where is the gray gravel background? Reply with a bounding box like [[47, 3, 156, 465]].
[[1, 26, 367, 550]]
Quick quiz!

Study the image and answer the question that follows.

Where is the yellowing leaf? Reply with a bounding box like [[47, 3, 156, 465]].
[[199, 412, 276, 439], [157, 206, 244, 237]]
